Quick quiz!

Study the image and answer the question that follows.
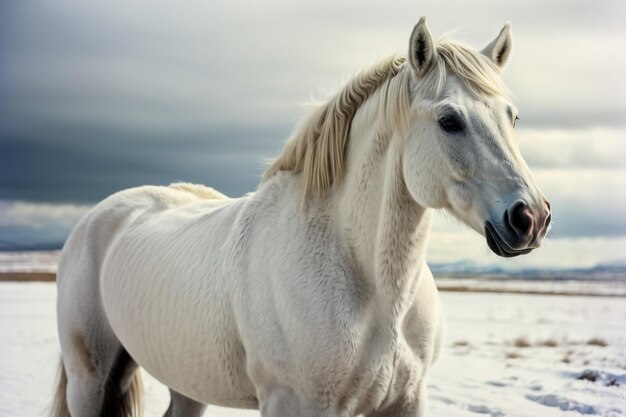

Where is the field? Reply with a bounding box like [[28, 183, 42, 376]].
[[1, 282, 624, 417]]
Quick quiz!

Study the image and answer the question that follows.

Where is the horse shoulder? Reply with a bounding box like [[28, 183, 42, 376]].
[[239, 199, 370, 382]]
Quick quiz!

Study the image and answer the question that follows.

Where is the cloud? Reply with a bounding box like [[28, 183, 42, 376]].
[[0, 126, 277, 203], [0, 200, 91, 250], [511, 127, 626, 237], [530, 168, 626, 237], [1, 0, 624, 262], [504, 32, 626, 128], [1, 0, 624, 136], [0, 201, 91, 229], [518, 128, 626, 169]]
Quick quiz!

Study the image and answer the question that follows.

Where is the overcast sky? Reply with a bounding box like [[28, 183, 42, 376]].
[[0, 1, 624, 268]]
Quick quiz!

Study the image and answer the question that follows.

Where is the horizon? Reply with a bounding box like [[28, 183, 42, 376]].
[[2, 248, 626, 278], [1, 1, 625, 271]]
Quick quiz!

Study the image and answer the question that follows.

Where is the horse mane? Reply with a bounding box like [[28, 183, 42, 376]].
[[169, 182, 228, 199], [263, 39, 505, 198]]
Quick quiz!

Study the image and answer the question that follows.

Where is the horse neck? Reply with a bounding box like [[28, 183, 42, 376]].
[[331, 102, 432, 318]]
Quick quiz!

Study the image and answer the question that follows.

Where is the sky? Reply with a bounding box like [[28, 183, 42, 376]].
[[0, 0, 625, 269]]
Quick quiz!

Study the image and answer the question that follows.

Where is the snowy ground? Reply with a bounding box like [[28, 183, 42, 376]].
[[1, 282, 624, 417], [0, 251, 60, 273]]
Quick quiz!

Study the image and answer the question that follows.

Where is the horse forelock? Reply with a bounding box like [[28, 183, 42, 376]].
[[262, 38, 506, 199]]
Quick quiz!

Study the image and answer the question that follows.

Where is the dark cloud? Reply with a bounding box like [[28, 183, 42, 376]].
[[0, 121, 288, 203], [0, 0, 625, 252], [2, 0, 625, 136]]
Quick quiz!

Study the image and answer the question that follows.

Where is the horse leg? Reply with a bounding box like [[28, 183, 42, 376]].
[[365, 382, 427, 417], [162, 389, 207, 417], [55, 244, 143, 417], [59, 322, 143, 417], [259, 387, 348, 417]]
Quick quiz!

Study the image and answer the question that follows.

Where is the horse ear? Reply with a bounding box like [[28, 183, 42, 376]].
[[409, 16, 436, 77], [481, 23, 512, 69]]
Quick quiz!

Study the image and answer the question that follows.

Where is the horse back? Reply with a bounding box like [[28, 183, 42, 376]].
[[59, 183, 229, 279]]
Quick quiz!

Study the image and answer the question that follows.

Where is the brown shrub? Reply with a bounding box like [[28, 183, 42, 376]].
[[513, 337, 531, 348], [506, 351, 522, 359], [538, 338, 559, 347], [587, 338, 608, 347]]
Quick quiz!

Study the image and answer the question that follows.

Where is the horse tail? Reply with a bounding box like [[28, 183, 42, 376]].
[[117, 371, 144, 417], [52, 351, 144, 417], [100, 349, 144, 417], [51, 359, 69, 417]]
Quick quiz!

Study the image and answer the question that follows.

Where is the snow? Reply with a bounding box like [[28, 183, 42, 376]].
[[0, 251, 60, 273], [429, 292, 626, 417], [1, 282, 624, 417]]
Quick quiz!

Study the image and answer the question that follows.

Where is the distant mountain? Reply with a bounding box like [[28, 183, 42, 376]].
[[601, 259, 626, 268], [429, 261, 626, 281], [0, 241, 64, 252]]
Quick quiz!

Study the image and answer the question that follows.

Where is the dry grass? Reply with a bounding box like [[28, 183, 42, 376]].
[[537, 338, 559, 347], [587, 337, 608, 347], [606, 378, 620, 387], [452, 340, 471, 348], [578, 370, 620, 387], [578, 370, 599, 382], [505, 351, 522, 359], [513, 337, 531, 348], [561, 355, 571, 364]]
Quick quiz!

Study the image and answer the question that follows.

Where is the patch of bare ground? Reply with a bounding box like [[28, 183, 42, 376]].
[[0, 272, 56, 282], [435, 286, 624, 297], [577, 370, 620, 386]]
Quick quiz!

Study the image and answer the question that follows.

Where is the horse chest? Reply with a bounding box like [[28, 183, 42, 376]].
[[343, 309, 440, 415], [242, 276, 442, 415]]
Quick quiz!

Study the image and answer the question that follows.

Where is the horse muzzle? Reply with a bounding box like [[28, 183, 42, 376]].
[[484, 199, 551, 258]]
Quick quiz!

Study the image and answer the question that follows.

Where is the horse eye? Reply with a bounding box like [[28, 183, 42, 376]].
[[438, 115, 464, 134], [514, 116, 520, 128]]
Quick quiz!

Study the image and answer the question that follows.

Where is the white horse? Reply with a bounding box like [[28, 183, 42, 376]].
[[53, 17, 551, 417]]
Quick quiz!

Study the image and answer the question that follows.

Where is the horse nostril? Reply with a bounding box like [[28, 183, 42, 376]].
[[542, 200, 552, 231], [544, 212, 552, 230], [506, 201, 534, 241]]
